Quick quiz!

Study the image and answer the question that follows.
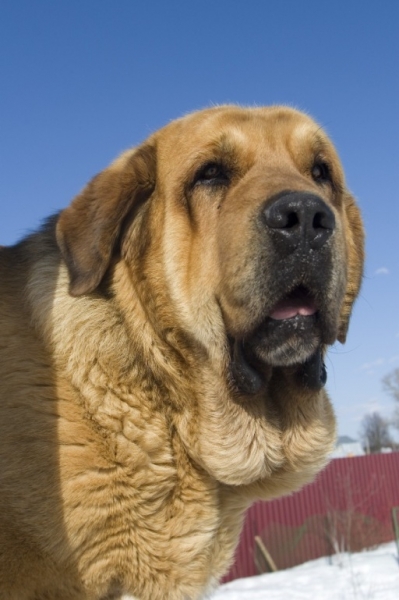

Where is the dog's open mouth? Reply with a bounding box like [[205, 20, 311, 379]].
[[230, 286, 326, 395], [269, 286, 317, 321], [250, 285, 321, 367]]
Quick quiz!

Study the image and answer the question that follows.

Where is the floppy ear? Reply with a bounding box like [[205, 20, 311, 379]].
[[56, 142, 156, 296], [337, 193, 365, 343]]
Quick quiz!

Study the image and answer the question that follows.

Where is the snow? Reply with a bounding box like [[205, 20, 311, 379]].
[[211, 543, 399, 599]]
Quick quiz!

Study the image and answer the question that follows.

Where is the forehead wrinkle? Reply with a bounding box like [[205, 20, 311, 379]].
[[207, 130, 248, 161], [312, 129, 332, 154], [180, 128, 248, 170]]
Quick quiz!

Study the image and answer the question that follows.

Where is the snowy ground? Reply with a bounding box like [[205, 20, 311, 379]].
[[211, 543, 399, 600]]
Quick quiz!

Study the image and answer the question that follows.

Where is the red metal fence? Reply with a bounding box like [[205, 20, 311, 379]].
[[223, 452, 399, 582]]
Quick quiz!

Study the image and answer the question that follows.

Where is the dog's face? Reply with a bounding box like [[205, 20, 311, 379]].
[[149, 107, 363, 384], [56, 106, 364, 485]]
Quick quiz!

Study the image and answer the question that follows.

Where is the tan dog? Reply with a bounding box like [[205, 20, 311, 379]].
[[0, 106, 364, 599]]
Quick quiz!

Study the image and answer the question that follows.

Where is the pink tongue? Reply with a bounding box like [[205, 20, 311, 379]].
[[270, 297, 317, 320]]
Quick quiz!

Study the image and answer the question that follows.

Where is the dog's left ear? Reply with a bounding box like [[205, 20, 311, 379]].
[[56, 141, 156, 296], [337, 193, 365, 343]]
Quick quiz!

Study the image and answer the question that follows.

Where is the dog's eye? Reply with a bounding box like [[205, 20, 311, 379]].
[[201, 164, 221, 180], [194, 162, 229, 186], [311, 162, 331, 184]]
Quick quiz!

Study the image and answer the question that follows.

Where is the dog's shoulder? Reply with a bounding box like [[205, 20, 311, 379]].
[[0, 214, 60, 282], [0, 216, 61, 376]]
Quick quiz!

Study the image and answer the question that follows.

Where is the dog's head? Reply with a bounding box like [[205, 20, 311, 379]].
[[56, 106, 364, 487]]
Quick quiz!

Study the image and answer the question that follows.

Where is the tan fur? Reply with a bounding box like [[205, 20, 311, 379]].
[[0, 106, 364, 599]]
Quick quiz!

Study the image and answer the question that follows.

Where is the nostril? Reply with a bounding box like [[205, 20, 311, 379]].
[[313, 212, 325, 229], [313, 212, 323, 229], [313, 210, 335, 231], [263, 205, 300, 229], [286, 212, 299, 228]]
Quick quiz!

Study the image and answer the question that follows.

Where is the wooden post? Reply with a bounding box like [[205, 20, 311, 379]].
[[392, 507, 399, 556], [255, 535, 278, 572]]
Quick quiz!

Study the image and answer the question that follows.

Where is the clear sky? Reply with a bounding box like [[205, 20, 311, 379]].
[[1, 1, 398, 440]]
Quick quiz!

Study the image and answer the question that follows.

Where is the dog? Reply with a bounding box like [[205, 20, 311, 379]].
[[0, 105, 364, 599]]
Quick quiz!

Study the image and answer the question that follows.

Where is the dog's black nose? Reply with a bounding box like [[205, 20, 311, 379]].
[[263, 191, 335, 253]]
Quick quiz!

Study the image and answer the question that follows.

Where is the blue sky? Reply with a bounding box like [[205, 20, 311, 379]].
[[1, 1, 398, 440]]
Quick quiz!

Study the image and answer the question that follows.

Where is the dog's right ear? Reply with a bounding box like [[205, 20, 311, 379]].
[[56, 142, 156, 296]]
